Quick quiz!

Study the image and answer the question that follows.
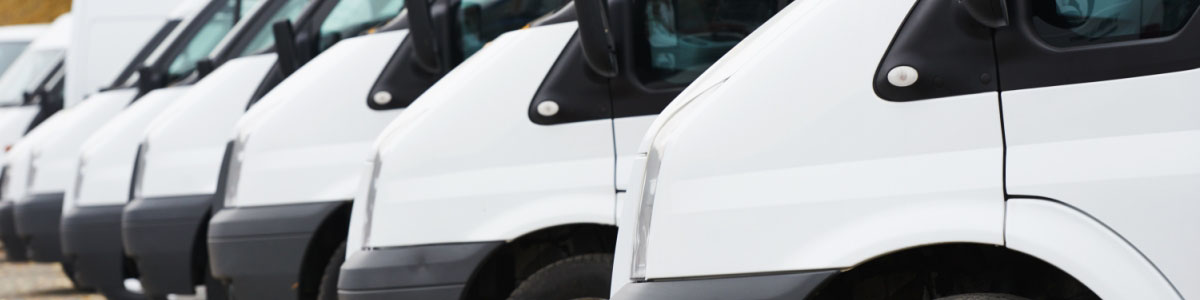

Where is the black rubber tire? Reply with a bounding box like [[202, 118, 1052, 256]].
[[317, 242, 347, 300], [935, 293, 1032, 300], [507, 254, 613, 300]]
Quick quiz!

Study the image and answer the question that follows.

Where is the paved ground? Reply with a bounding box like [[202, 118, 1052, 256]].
[[0, 246, 102, 300]]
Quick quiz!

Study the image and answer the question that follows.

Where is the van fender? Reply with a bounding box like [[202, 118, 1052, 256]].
[[467, 192, 614, 242], [1006, 197, 1181, 300]]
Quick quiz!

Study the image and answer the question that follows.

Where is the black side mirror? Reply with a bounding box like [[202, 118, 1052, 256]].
[[195, 59, 216, 79], [136, 66, 163, 95], [406, 0, 442, 73], [576, 0, 618, 77], [960, 0, 1010, 28], [272, 20, 301, 76], [21, 91, 36, 105]]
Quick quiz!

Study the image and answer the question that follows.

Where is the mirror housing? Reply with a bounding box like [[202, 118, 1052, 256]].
[[195, 59, 216, 79], [960, 0, 1009, 28], [272, 20, 301, 76], [406, 0, 442, 73], [576, 0, 618, 77], [135, 66, 163, 95]]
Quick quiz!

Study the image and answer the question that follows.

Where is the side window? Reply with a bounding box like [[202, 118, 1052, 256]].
[[454, 0, 568, 59], [637, 0, 777, 87], [317, 0, 406, 51], [239, 0, 313, 57], [1033, 0, 1200, 47], [166, 0, 239, 79]]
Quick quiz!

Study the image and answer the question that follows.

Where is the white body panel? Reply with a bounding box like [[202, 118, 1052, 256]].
[[69, 87, 192, 208], [0, 16, 72, 164], [361, 23, 611, 248], [67, 0, 183, 107], [1003, 68, 1200, 299], [1006, 199, 1180, 300], [140, 54, 276, 198], [0, 24, 49, 43], [5, 88, 138, 203], [613, 0, 1006, 281], [228, 31, 407, 207]]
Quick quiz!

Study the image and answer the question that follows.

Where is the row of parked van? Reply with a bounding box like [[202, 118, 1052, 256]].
[[2, 0, 1197, 299]]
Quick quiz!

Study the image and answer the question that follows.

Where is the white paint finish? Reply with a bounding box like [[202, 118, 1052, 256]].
[[67, 0, 183, 107], [1006, 199, 1180, 299], [70, 87, 191, 207], [0, 24, 49, 43], [228, 31, 406, 207], [1003, 68, 1200, 299], [621, 0, 1005, 279], [612, 116, 655, 192], [23, 89, 139, 196], [0, 106, 40, 163], [139, 54, 276, 198], [363, 23, 614, 247], [0, 15, 70, 106]]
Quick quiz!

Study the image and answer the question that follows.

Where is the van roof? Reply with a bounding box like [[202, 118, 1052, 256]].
[[26, 14, 70, 51], [0, 24, 50, 43]]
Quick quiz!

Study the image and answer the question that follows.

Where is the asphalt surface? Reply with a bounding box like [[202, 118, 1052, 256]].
[[0, 246, 102, 300]]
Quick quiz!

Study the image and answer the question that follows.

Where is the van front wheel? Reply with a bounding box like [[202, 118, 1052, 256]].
[[507, 254, 613, 300], [936, 293, 1031, 300], [316, 242, 346, 300]]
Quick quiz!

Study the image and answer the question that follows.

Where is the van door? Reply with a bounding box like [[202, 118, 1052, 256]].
[[996, 0, 1200, 298]]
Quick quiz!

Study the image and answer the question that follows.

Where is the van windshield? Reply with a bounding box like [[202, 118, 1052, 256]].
[[0, 49, 64, 105], [0, 42, 30, 75], [164, 0, 241, 80], [238, 0, 313, 57], [455, 0, 568, 58], [639, 0, 777, 86], [317, 0, 406, 51]]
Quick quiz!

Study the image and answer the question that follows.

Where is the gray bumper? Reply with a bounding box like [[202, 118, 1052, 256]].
[[12, 193, 66, 262], [612, 270, 837, 299], [207, 201, 346, 299], [121, 194, 213, 296], [61, 204, 142, 299], [0, 200, 29, 261], [338, 241, 503, 299]]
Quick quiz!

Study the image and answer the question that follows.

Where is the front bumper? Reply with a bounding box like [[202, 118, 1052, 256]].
[[338, 241, 502, 299], [12, 193, 65, 262], [122, 194, 213, 296], [0, 200, 30, 261], [207, 201, 346, 299], [612, 270, 837, 299], [61, 204, 138, 297]]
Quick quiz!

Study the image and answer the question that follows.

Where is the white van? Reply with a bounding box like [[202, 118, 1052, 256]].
[[122, 0, 403, 298], [59, 0, 302, 298], [208, 0, 571, 298], [0, 24, 49, 80], [610, 0, 1200, 299], [337, 0, 778, 298], [0, 19, 64, 263], [3, 0, 181, 280]]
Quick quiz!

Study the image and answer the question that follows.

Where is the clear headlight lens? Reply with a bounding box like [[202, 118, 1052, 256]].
[[72, 156, 86, 202], [628, 81, 724, 280], [130, 142, 148, 200], [630, 147, 663, 280], [25, 151, 38, 191], [223, 139, 245, 207], [361, 153, 382, 247]]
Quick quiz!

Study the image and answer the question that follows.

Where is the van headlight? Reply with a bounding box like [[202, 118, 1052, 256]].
[[25, 151, 39, 191], [629, 81, 724, 280], [72, 156, 87, 202], [130, 142, 148, 200], [361, 153, 382, 247], [223, 139, 245, 207]]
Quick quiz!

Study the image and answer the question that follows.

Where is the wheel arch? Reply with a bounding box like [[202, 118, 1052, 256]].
[[463, 222, 617, 300], [1005, 197, 1181, 300], [295, 201, 352, 299]]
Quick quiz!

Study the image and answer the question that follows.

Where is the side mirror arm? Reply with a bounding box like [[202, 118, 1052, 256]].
[[576, 0, 618, 77], [272, 20, 301, 76]]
